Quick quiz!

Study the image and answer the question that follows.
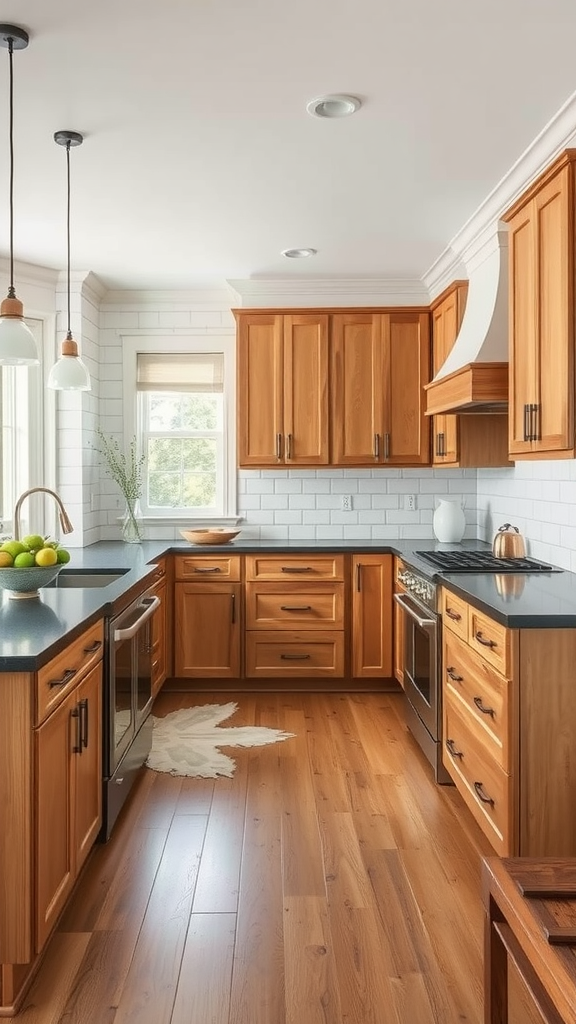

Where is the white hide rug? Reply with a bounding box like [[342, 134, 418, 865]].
[[146, 702, 295, 778]]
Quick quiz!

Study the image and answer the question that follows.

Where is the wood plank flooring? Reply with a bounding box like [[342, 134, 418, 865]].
[[7, 691, 524, 1023]]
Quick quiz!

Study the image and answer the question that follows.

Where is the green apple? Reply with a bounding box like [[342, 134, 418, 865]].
[[22, 534, 45, 552], [1, 540, 27, 558], [14, 551, 35, 568], [56, 548, 71, 564]]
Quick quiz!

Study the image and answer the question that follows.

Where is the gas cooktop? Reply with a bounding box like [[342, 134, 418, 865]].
[[415, 550, 561, 574]]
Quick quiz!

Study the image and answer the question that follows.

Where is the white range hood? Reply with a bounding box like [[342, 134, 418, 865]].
[[425, 223, 509, 415]]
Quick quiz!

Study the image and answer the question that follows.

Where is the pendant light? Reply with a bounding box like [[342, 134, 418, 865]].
[[47, 130, 91, 391], [0, 25, 39, 365]]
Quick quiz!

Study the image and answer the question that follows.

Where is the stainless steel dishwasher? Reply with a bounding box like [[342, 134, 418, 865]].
[[101, 586, 160, 839]]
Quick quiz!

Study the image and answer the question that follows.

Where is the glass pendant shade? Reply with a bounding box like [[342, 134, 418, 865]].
[[0, 295, 39, 363], [47, 333, 90, 390]]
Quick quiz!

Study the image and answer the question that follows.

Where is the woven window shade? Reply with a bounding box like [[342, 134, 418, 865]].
[[137, 353, 224, 392]]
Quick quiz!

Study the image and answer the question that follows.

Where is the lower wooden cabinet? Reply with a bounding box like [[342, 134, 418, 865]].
[[393, 557, 407, 687], [175, 582, 242, 677], [150, 559, 171, 697], [351, 555, 393, 677]]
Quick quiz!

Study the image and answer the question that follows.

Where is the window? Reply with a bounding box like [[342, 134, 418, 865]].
[[0, 320, 44, 533], [123, 337, 236, 521]]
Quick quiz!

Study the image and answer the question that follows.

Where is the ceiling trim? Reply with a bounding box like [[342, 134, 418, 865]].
[[226, 277, 430, 307]]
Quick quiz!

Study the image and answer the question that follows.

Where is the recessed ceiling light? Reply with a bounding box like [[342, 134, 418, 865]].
[[281, 248, 317, 259], [306, 94, 361, 119]]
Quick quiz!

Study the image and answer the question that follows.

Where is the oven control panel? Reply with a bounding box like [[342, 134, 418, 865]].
[[397, 568, 437, 609]]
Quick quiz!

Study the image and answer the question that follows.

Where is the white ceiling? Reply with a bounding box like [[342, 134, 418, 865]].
[[1, 0, 576, 291]]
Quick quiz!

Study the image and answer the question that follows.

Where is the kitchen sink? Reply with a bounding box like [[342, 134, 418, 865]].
[[46, 569, 129, 589]]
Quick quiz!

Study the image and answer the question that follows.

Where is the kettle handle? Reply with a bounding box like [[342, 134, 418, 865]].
[[498, 523, 519, 533]]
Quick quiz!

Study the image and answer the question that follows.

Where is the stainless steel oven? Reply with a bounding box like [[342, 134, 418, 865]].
[[102, 588, 160, 839], [393, 568, 450, 783]]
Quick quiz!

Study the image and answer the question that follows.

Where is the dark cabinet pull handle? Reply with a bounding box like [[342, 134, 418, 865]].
[[281, 566, 313, 573], [446, 667, 463, 683], [435, 432, 441, 458], [49, 667, 76, 689], [280, 605, 312, 612], [475, 631, 497, 648], [446, 738, 463, 759], [280, 653, 311, 660], [231, 593, 236, 624], [474, 781, 495, 806], [473, 695, 495, 717], [445, 607, 462, 622], [79, 697, 89, 748], [531, 403, 540, 442], [384, 432, 390, 460], [286, 433, 293, 460], [356, 563, 361, 592], [276, 432, 283, 460], [71, 705, 82, 754], [83, 640, 102, 654], [523, 403, 529, 442], [373, 433, 380, 458], [193, 566, 221, 573]]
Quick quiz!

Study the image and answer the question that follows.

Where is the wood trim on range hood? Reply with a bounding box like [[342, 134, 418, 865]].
[[424, 362, 508, 415]]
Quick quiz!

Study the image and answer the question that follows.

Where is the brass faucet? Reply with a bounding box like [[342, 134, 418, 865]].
[[13, 487, 74, 541]]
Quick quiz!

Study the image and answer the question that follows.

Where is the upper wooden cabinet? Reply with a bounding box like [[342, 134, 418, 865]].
[[236, 311, 329, 466], [504, 150, 576, 458], [235, 308, 431, 468], [430, 282, 510, 468]]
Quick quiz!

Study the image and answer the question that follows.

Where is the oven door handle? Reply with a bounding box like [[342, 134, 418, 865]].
[[393, 592, 436, 630], [113, 595, 160, 641]]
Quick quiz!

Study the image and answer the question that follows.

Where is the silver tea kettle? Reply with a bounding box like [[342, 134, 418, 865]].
[[492, 523, 526, 559]]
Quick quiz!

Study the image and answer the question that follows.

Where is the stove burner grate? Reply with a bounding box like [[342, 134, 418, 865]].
[[415, 550, 559, 574]]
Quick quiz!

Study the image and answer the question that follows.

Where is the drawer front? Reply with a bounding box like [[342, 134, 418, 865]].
[[245, 631, 344, 677], [245, 554, 344, 581], [468, 606, 510, 676], [246, 583, 344, 630], [443, 694, 513, 856], [175, 555, 241, 581], [36, 620, 104, 725], [441, 588, 468, 641], [443, 630, 511, 771]]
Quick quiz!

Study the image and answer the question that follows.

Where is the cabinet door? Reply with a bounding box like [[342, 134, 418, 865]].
[[175, 583, 241, 677], [382, 311, 431, 465], [393, 584, 406, 687], [74, 665, 102, 874], [237, 313, 283, 466], [508, 203, 538, 455], [432, 288, 465, 465], [283, 314, 329, 464], [351, 555, 393, 678], [151, 581, 167, 697], [331, 313, 384, 464], [35, 691, 75, 952]]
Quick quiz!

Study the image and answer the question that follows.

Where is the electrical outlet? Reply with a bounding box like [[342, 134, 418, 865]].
[[341, 494, 353, 511], [405, 494, 416, 511]]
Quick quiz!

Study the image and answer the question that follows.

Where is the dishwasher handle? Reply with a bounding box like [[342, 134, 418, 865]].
[[114, 595, 160, 641]]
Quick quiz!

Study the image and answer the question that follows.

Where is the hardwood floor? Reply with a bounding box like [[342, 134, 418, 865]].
[[9, 691, 505, 1023]]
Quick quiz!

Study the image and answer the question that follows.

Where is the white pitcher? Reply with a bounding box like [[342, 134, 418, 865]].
[[432, 498, 466, 543]]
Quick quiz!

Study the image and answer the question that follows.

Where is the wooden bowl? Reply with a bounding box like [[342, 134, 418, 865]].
[[180, 528, 240, 546]]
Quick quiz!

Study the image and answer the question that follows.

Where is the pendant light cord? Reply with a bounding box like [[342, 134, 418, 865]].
[[7, 37, 15, 298], [66, 140, 72, 338]]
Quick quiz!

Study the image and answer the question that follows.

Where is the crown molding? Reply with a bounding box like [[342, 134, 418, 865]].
[[424, 88, 576, 299], [226, 277, 430, 306], [100, 285, 235, 308], [0, 257, 59, 290]]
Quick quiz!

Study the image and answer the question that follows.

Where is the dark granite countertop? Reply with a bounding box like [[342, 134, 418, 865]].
[[1, 537, 575, 671]]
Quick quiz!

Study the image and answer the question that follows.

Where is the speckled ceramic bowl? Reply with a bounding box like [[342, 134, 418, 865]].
[[0, 564, 63, 598]]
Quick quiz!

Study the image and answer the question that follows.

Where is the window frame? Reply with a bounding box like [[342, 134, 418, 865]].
[[122, 334, 237, 523]]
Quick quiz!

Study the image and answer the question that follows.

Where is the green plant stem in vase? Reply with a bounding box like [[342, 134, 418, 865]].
[[96, 431, 145, 544]]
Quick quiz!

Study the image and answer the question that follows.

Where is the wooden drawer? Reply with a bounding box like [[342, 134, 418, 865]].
[[245, 631, 345, 677], [441, 588, 468, 641], [443, 630, 511, 771], [443, 694, 513, 856], [245, 554, 344, 581], [468, 606, 511, 676], [246, 582, 344, 630], [175, 555, 241, 581], [36, 620, 104, 725]]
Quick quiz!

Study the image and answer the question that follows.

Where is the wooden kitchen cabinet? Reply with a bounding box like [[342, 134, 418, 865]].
[[150, 559, 171, 697], [351, 555, 393, 678], [236, 311, 329, 466], [441, 586, 576, 857], [504, 150, 576, 458], [331, 310, 431, 466], [174, 555, 242, 677], [431, 282, 509, 467], [393, 557, 407, 687]]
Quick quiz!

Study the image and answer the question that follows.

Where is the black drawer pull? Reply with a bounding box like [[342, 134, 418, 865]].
[[71, 705, 82, 753], [445, 608, 462, 622], [474, 781, 495, 806], [49, 667, 76, 689], [446, 667, 463, 683], [473, 696, 495, 717], [193, 566, 221, 573], [281, 566, 313, 573], [280, 605, 312, 612], [280, 653, 311, 660], [83, 640, 102, 654], [446, 738, 463, 759], [475, 631, 497, 648]]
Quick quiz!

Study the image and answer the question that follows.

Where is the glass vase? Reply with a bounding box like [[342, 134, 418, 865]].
[[121, 499, 143, 543]]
